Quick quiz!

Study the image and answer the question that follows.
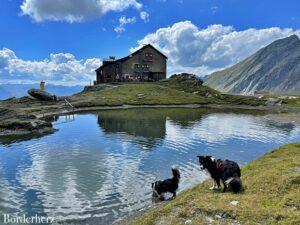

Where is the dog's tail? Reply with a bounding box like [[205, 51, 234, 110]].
[[225, 177, 242, 193], [171, 166, 180, 179]]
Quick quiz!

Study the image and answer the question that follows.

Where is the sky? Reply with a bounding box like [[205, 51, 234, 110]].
[[0, 0, 300, 85]]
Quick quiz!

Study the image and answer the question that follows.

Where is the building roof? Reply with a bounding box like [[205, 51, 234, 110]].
[[95, 44, 167, 72]]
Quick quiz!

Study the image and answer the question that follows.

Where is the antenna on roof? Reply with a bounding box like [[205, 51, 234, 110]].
[[109, 56, 116, 61]]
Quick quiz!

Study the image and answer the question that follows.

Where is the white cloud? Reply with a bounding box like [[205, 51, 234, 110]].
[[0, 48, 17, 69], [133, 21, 300, 76], [50, 53, 75, 63], [20, 0, 142, 23], [140, 11, 149, 23], [0, 48, 102, 85], [114, 16, 136, 33]]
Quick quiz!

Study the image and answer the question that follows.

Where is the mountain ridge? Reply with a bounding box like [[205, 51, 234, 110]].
[[0, 84, 84, 100], [204, 35, 300, 94]]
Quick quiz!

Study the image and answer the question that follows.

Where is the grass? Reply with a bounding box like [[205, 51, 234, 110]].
[[70, 82, 265, 108], [160, 77, 267, 106], [264, 94, 300, 107], [71, 83, 217, 107], [131, 143, 300, 225]]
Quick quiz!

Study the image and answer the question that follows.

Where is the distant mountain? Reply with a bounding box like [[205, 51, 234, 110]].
[[0, 84, 84, 100], [204, 35, 300, 94]]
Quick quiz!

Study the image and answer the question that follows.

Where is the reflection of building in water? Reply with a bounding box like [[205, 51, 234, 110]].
[[97, 109, 167, 149], [166, 108, 206, 127], [96, 108, 208, 149]]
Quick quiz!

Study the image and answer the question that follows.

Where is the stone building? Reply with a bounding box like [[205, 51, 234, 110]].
[[95, 44, 167, 84]]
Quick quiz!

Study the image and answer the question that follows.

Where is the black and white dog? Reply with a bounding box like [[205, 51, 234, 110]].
[[197, 156, 242, 193], [152, 166, 180, 199]]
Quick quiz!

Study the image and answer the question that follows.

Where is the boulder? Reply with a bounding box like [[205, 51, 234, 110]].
[[169, 73, 203, 86], [28, 89, 57, 101]]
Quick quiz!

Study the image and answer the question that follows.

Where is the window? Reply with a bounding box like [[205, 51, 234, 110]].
[[134, 64, 140, 69], [145, 52, 153, 61], [145, 53, 153, 57]]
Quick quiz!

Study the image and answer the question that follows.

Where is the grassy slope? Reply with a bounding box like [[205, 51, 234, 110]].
[[131, 143, 300, 225], [70, 82, 265, 108], [71, 83, 216, 107]]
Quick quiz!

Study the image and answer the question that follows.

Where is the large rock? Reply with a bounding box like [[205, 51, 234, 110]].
[[28, 89, 57, 101], [169, 73, 203, 86]]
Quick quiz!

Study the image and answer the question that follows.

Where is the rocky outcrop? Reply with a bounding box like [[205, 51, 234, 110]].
[[0, 118, 56, 136], [0, 107, 56, 137], [28, 88, 57, 101], [169, 73, 204, 86], [204, 35, 300, 94]]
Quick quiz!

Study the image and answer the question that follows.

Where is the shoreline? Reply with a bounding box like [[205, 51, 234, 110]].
[[34, 102, 297, 118], [34, 103, 268, 118], [1, 103, 299, 137]]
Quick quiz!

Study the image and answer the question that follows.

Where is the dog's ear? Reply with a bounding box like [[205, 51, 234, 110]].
[[206, 155, 212, 159], [197, 156, 203, 161]]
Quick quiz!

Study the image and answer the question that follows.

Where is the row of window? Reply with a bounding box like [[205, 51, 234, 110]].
[[145, 53, 153, 58], [134, 64, 150, 69]]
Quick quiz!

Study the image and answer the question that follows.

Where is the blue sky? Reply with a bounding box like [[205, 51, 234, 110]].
[[1, 0, 300, 85]]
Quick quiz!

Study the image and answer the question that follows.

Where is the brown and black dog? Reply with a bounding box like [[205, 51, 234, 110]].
[[197, 156, 242, 193]]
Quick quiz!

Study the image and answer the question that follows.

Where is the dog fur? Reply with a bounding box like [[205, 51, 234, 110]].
[[152, 166, 180, 199], [197, 156, 242, 193]]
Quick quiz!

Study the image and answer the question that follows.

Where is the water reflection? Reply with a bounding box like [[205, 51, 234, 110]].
[[264, 119, 295, 133], [0, 115, 60, 146], [97, 109, 167, 149], [0, 108, 299, 225]]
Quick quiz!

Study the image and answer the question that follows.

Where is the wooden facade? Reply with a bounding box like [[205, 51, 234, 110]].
[[95, 44, 167, 84]]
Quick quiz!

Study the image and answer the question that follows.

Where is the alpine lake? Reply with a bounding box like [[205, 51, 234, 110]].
[[0, 108, 299, 224]]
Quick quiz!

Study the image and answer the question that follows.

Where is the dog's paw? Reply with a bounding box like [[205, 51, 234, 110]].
[[209, 186, 220, 190]]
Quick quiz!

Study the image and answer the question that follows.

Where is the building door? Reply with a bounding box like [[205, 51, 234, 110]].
[[148, 72, 154, 81]]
